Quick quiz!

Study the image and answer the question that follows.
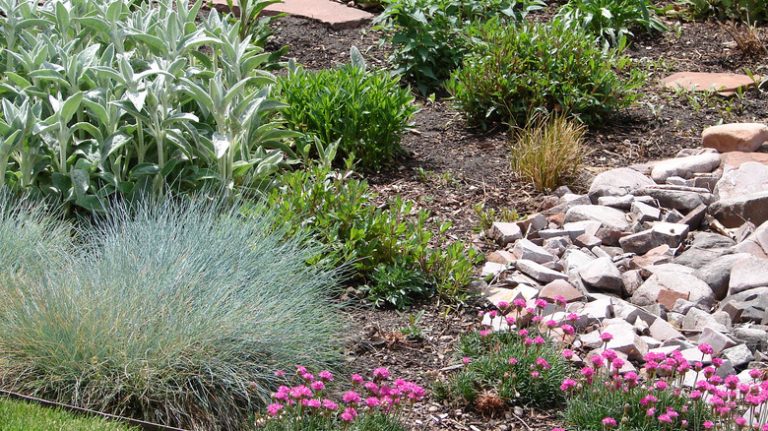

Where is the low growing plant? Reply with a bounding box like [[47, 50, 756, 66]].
[[558, 0, 667, 47], [0, 197, 343, 430], [263, 162, 481, 307], [510, 114, 590, 192], [278, 50, 417, 171], [448, 18, 645, 128], [258, 367, 424, 431], [375, 0, 544, 94], [681, 0, 768, 23]]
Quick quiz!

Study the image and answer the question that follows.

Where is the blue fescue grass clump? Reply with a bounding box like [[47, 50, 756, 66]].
[[0, 398, 138, 431], [0, 198, 343, 430]]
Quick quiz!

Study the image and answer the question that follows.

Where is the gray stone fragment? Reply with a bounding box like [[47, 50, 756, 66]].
[[631, 271, 715, 310], [564, 205, 630, 234], [598, 195, 635, 210], [721, 344, 754, 368], [489, 222, 523, 246], [635, 186, 712, 212], [694, 253, 750, 300], [619, 222, 690, 255], [681, 307, 729, 333], [621, 270, 644, 296], [515, 259, 568, 284], [715, 161, 768, 201], [651, 152, 721, 182], [574, 233, 602, 248], [512, 239, 557, 264], [718, 287, 768, 324], [579, 257, 624, 295], [589, 168, 656, 201], [698, 327, 737, 354], [649, 318, 684, 342], [732, 327, 768, 351], [631, 201, 661, 223], [710, 191, 768, 229], [728, 256, 768, 296]]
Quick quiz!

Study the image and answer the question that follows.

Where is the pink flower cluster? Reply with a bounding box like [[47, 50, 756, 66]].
[[264, 366, 425, 425]]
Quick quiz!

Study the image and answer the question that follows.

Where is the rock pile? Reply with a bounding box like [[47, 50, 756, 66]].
[[480, 122, 768, 375]]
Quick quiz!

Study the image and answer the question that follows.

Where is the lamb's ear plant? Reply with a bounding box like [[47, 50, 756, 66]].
[[0, 0, 294, 213]]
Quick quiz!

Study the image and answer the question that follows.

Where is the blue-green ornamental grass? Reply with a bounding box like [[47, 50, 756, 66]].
[[0, 398, 138, 431], [0, 197, 343, 430]]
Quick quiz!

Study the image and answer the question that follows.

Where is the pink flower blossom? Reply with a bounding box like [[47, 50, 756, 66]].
[[703, 420, 714, 429], [562, 349, 574, 359], [600, 332, 613, 342], [601, 417, 617, 428], [267, 403, 283, 416], [274, 370, 285, 377], [311, 381, 325, 392], [698, 343, 714, 355], [497, 301, 509, 310], [365, 397, 380, 408], [318, 370, 334, 381], [340, 407, 358, 422], [351, 374, 364, 384], [462, 357, 472, 365], [342, 391, 361, 404], [479, 329, 491, 337], [560, 378, 577, 391], [322, 399, 338, 410], [508, 357, 519, 366], [372, 367, 390, 380]]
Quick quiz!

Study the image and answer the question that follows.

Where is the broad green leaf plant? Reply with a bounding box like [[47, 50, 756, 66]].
[[0, 0, 292, 212]]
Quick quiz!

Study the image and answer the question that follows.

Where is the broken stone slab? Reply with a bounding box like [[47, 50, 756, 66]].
[[631, 201, 661, 223], [697, 327, 737, 354], [512, 238, 557, 264], [721, 344, 754, 368], [679, 204, 708, 229], [562, 248, 596, 272], [619, 222, 690, 255], [694, 253, 750, 300], [715, 161, 768, 201], [578, 257, 624, 295], [515, 213, 548, 236], [543, 237, 570, 258], [709, 190, 768, 228], [631, 271, 715, 310], [539, 279, 585, 303], [489, 222, 523, 246], [660, 72, 759, 96], [718, 287, 768, 324], [565, 205, 630, 232], [561, 193, 592, 209], [622, 270, 644, 296], [487, 250, 517, 265], [728, 255, 768, 296], [481, 262, 507, 277], [483, 284, 540, 308], [732, 327, 768, 352], [589, 168, 656, 201], [635, 185, 713, 213], [720, 151, 768, 171], [674, 244, 733, 270], [651, 152, 721, 183], [598, 195, 635, 210], [538, 227, 585, 240], [649, 318, 685, 342], [574, 233, 602, 248], [629, 244, 674, 269], [702, 123, 768, 153], [515, 259, 569, 284]]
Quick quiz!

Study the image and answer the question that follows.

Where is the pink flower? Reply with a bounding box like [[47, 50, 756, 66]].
[[311, 381, 325, 392], [508, 357, 519, 366], [274, 370, 285, 377], [289, 385, 312, 399], [322, 399, 338, 410], [535, 357, 551, 370], [304, 398, 321, 408], [372, 367, 390, 380], [513, 298, 527, 309], [545, 319, 558, 328], [703, 421, 714, 429], [340, 407, 358, 422], [600, 332, 613, 342], [462, 357, 472, 365], [535, 299, 547, 309], [365, 397, 380, 408], [267, 403, 283, 416], [657, 413, 672, 423], [364, 381, 379, 394], [646, 407, 656, 417], [479, 329, 491, 337], [561, 324, 575, 335], [533, 336, 545, 345], [567, 313, 579, 322], [318, 370, 334, 381], [351, 374, 364, 384], [560, 378, 577, 392], [562, 349, 574, 359], [342, 391, 361, 404], [530, 371, 540, 379], [749, 369, 762, 380], [554, 295, 567, 306], [505, 316, 516, 325], [602, 417, 617, 428], [735, 417, 747, 427], [698, 343, 714, 355], [654, 380, 668, 391], [497, 301, 509, 310]]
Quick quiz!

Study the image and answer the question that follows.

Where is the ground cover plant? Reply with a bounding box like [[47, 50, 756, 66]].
[[447, 18, 645, 128], [509, 114, 589, 191], [278, 51, 418, 171], [264, 162, 480, 308], [0, 0, 294, 212], [0, 398, 137, 431], [0, 197, 343, 430], [258, 366, 424, 431], [374, 0, 544, 94], [557, 0, 667, 47], [682, 0, 768, 23]]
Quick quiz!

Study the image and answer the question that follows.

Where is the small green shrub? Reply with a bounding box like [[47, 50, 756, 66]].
[[682, 0, 768, 23], [0, 198, 343, 430], [558, 0, 667, 47], [263, 163, 481, 307], [0, 398, 137, 431], [278, 54, 418, 172], [435, 330, 570, 411], [375, 0, 544, 94], [510, 114, 589, 191], [447, 18, 646, 127]]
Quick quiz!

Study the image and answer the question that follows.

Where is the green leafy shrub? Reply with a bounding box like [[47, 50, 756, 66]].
[[375, 0, 544, 94], [277, 55, 418, 172], [0, 198, 342, 430], [447, 18, 645, 127], [0, 0, 294, 213], [263, 163, 481, 307], [558, 0, 667, 47], [682, 0, 768, 23], [0, 399, 137, 431], [434, 330, 570, 411]]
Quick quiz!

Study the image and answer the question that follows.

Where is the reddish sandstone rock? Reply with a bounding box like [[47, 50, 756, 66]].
[[702, 123, 768, 153], [661, 72, 758, 96]]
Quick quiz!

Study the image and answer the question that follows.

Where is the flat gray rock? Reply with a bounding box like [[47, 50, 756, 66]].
[[631, 271, 715, 310], [515, 259, 568, 284], [589, 168, 655, 200], [579, 257, 623, 295], [728, 255, 768, 296], [651, 152, 721, 183]]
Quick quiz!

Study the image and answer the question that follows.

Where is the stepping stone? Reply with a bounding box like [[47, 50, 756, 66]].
[[661, 72, 758, 96], [212, 0, 374, 29]]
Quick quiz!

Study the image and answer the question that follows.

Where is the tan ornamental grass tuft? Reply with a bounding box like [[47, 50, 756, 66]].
[[510, 114, 590, 192], [722, 21, 768, 57]]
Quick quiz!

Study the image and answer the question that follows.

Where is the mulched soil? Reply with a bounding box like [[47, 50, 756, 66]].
[[268, 11, 768, 431]]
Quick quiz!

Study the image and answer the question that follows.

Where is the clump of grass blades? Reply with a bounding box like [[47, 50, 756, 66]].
[[261, 412, 407, 431], [0, 198, 343, 430], [510, 115, 590, 192], [722, 21, 768, 56], [0, 398, 137, 431]]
